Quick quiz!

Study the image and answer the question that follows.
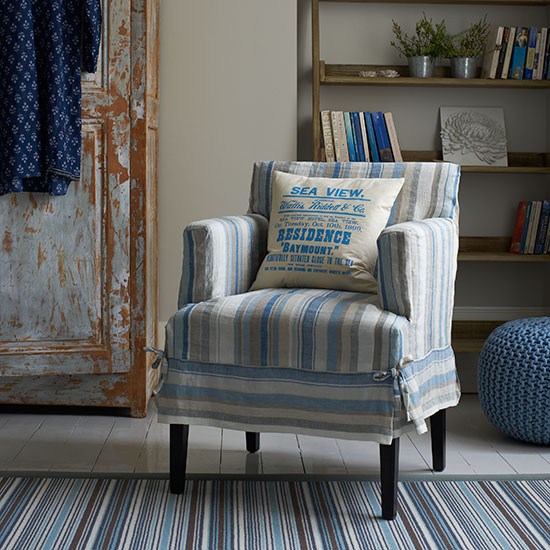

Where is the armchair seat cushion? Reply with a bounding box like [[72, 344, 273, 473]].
[[167, 287, 409, 374]]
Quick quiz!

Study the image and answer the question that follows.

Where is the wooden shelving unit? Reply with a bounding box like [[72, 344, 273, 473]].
[[312, 0, 550, 352]]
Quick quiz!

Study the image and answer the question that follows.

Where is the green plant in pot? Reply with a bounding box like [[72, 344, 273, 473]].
[[391, 14, 448, 78], [443, 16, 491, 78]]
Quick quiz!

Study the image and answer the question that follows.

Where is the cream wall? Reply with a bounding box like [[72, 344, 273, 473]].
[[159, 1, 297, 320]]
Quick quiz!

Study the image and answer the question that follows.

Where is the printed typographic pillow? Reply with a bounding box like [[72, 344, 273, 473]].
[[250, 171, 404, 294]]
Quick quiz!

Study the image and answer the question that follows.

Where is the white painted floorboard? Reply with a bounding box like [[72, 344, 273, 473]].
[[0, 395, 548, 476]]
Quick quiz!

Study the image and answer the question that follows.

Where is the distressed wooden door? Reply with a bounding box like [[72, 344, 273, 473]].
[[0, 0, 159, 416]]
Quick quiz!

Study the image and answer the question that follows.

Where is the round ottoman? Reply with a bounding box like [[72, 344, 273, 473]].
[[478, 317, 550, 445]]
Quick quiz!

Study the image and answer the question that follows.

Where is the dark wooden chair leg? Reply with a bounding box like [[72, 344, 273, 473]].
[[379, 438, 400, 520], [430, 409, 446, 472], [246, 431, 260, 453], [170, 424, 189, 494]]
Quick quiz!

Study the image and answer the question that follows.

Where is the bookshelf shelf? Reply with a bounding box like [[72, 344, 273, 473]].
[[459, 237, 550, 261], [452, 321, 506, 352], [401, 151, 550, 173], [322, 63, 550, 88]]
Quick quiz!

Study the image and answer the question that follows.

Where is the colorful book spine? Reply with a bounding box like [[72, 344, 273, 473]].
[[495, 27, 510, 78], [532, 31, 541, 80], [523, 27, 538, 80], [482, 26, 505, 79], [332, 111, 349, 162], [536, 28, 548, 79], [343, 112, 357, 162], [501, 27, 517, 79], [371, 112, 393, 162], [384, 112, 403, 162], [509, 27, 528, 79], [544, 29, 550, 79], [525, 201, 542, 254], [534, 200, 550, 254], [519, 201, 532, 252], [509, 201, 528, 253], [363, 113, 380, 162], [320, 111, 335, 162], [358, 111, 370, 161], [351, 112, 365, 162]]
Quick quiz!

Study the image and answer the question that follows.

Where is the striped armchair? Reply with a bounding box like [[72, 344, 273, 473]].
[[157, 161, 461, 520]]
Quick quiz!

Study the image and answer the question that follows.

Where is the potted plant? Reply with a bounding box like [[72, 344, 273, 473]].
[[391, 14, 448, 78], [443, 16, 491, 78]]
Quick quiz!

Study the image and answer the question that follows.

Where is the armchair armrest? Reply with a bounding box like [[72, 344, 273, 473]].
[[178, 215, 268, 308], [377, 218, 459, 353]]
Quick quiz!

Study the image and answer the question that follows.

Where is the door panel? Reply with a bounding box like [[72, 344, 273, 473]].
[[0, 0, 132, 376]]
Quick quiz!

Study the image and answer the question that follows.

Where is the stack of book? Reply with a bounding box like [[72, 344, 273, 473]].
[[509, 200, 550, 254], [320, 111, 402, 163], [482, 26, 550, 80]]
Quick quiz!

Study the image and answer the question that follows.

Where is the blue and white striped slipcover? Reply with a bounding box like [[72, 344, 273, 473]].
[[156, 162, 461, 444]]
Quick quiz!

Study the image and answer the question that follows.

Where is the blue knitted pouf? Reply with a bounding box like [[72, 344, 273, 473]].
[[478, 317, 550, 445]]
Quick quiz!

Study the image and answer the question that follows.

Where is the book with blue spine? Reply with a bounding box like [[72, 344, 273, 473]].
[[371, 112, 394, 162], [351, 112, 365, 161], [363, 113, 380, 162], [343, 112, 357, 161], [523, 27, 538, 80], [519, 201, 532, 252], [534, 200, 550, 253], [509, 27, 529, 79]]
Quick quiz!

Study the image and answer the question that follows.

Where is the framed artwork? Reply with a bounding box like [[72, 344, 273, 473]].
[[440, 106, 508, 167]]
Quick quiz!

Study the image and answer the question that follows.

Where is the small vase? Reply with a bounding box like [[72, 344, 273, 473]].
[[408, 56, 434, 78], [450, 57, 478, 79]]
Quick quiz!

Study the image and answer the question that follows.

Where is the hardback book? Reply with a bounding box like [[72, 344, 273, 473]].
[[331, 111, 349, 162], [482, 26, 505, 79], [545, 216, 550, 253], [509, 27, 529, 79], [525, 201, 542, 253], [495, 27, 510, 79], [536, 28, 548, 79], [523, 27, 538, 80], [509, 201, 528, 253], [519, 201, 533, 252], [534, 200, 550, 254], [358, 111, 370, 161], [343, 112, 358, 162], [532, 32, 542, 80], [371, 112, 394, 162], [501, 27, 517, 79], [351, 112, 366, 162], [363, 113, 380, 162], [544, 30, 550, 78], [320, 111, 335, 162], [384, 112, 403, 162]]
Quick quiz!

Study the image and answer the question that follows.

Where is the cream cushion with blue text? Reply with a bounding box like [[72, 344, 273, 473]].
[[250, 171, 405, 293]]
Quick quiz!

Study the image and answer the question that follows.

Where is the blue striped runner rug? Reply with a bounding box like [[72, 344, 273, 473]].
[[0, 477, 548, 549]]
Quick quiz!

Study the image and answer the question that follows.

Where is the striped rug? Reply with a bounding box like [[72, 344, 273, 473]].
[[0, 477, 548, 549]]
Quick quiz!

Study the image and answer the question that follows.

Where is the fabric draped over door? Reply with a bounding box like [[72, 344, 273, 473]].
[[0, 0, 102, 196]]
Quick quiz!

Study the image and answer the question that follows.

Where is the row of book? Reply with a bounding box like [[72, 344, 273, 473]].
[[510, 201, 550, 254], [320, 110, 402, 163], [482, 26, 550, 80]]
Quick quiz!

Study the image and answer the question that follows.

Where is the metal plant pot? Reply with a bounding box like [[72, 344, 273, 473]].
[[408, 56, 434, 78], [450, 57, 478, 79]]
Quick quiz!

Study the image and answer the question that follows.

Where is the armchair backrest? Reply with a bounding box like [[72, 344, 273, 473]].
[[248, 161, 460, 225]]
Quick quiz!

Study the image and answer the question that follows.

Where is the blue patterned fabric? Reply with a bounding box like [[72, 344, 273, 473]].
[[0, 0, 102, 196], [157, 161, 461, 443], [478, 317, 550, 444]]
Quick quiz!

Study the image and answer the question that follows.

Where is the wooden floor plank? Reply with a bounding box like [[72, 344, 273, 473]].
[[187, 425, 223, 474], [5, 415, 79, 472], [259, 433, 304, 475], [297, 435, 347, 475], [50, 416, 116, 473], [0, 415, 46, 470], [220, 429, 262, 475], [92, 413, 154, 473]]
